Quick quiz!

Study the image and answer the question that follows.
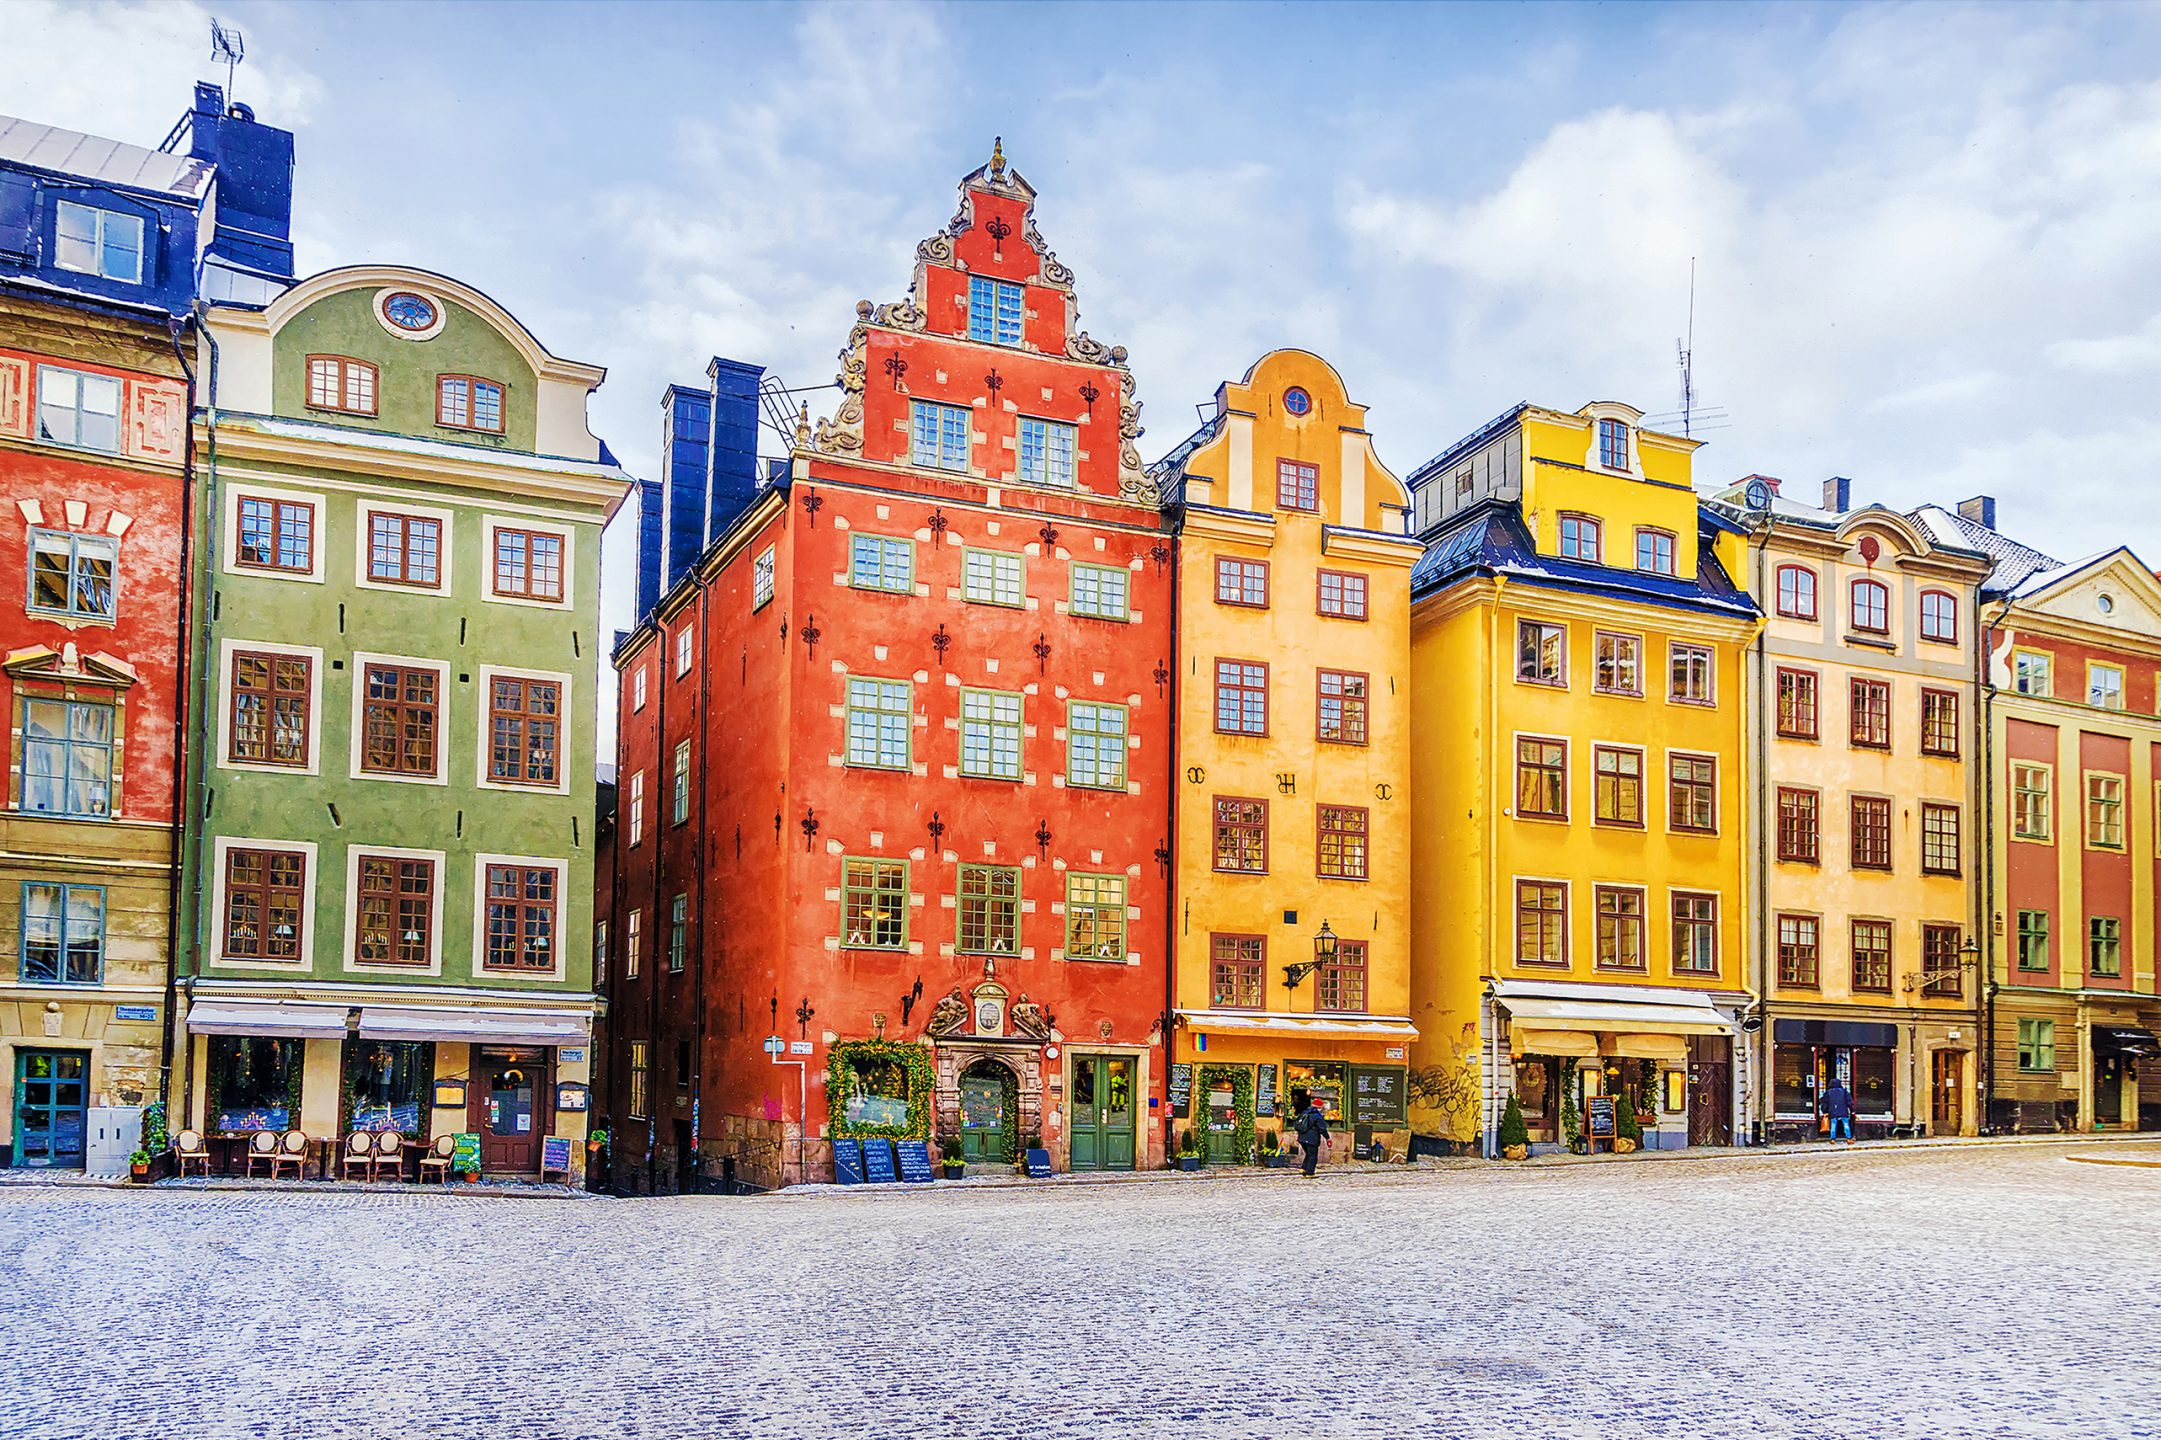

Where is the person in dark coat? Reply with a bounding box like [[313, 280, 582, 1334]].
[[1823, 1078, 1854, 1143], [1294, 1098, 1330, 1177]]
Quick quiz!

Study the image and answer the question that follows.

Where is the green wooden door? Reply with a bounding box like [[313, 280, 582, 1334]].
[[1204, 1070, 1243, 1163], [959, 1067, 1008, 1164], [1068, 1054, 1136, 1171], [14, 1050, 88, 1169]]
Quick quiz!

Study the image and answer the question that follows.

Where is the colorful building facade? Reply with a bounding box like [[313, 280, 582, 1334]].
[[604, 144, 1173, 1190], [0, 85, 292, 1169], [178, 266, 624, 1178], [1152, 349, 1419, 1161], [1722, 478, 1991, 1140], [1932, 501, 2161, 1133], [1405, 402, 1760, 1155]]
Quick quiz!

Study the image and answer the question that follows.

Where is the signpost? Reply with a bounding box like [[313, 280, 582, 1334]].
[[1023, 1148, 1052, 1179], [831, 1137, 865, 1185], [1585, 1096, 1617, 1153], [896, 1140, 933, 1183], [1168, 1063, 1193, 1120], [451, 1132, 481, 1176], [1256, 1063, 1278, 1119], [539, 1135, 572, 1178], [1348, 1065, 1407, 1127], [862, 1138, 898, 1183]]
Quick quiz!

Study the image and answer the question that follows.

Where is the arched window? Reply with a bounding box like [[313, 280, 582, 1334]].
[[1775, 564, 1817, 619], [1919, 589, 1958, 643], [1850, 578, 1889, 634], [1597, 418, 1629, 470]]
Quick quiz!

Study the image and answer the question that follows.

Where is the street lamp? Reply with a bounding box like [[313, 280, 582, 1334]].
[[1282, 921, 1338, 991]]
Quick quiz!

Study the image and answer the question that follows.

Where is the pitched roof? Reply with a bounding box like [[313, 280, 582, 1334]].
[[1410, 498, 1759, 620], [1911, 505, 2061, 596], [0, 114, 212, 201], [1406, 403, 1529, 491], [1146, 410, 1225, 507]]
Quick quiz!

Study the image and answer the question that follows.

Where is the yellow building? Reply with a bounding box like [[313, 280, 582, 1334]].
[[1406, 401, 1759, 1154], [1718, 478, 1991, 1140], [1153, 351, 1420, 1162]]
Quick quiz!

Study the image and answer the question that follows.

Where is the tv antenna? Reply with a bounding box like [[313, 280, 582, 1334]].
[[1677, 257, 1696, 438], [210, 19, 246, 101]]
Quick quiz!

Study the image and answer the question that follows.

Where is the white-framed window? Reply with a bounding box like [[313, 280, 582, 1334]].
[[26, 529, 118, 621], [1067, 701, 1128, 790], [1071, 563, 1128, 620], [674, 624, 694, 677], [219, 639, 323, 777], [625, 908, 642, 979], [55, 201, 145, 283], [962, 549, 1024, 607], [307, 356, 379, 416], [1597, 417, 1629, 470], [967, 275, 1025, 345], [209, 835, 318, 970], [845, 677, 912, 770], [475, 854, 567, 979], [753, 547, 776, 610], [632, 666, 648, 712], [672, 740, 691, 823], [17, 695, 117, 819], [224, 485, 325, 583], [484, 518, 571, 606], [2089, 664, 2125, 710], [36, 366, 121, 453], [959, 690, 1023, 780], [627, 769, 645, 846], [1018, 417, 1077, 488], [343, 846, 446, 974], [911, 400, 970, 472], [849, 534, 914, 593], [2013, 651, 2051, 697], [20, 881, 104, 984]]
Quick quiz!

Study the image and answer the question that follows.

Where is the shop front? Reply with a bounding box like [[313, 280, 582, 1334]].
[[183, 993, 593, 1179], [1170, 1011, 1417, 1165], [2090, 1019, 2157, 1131], [1771, 1020, 1897, 1140], [1487, 981, 1746, 1156]]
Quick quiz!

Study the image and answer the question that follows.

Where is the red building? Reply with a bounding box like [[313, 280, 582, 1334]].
[[606, 143, 1172, 1190]]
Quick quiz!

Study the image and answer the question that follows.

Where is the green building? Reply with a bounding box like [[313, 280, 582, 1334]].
[[176, 266, 626, 1178]]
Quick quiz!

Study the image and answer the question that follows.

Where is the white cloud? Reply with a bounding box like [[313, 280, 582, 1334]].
[[0, 0, 322, 139], [2046, 314, 2161, 375]]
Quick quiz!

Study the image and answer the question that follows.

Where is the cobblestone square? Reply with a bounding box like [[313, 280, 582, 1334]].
[[3, 1142, 2156, 1439]]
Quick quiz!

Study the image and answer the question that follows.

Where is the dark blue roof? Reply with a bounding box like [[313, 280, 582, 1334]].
[[1407, 403, 1529, 491], [1411, 499, 1760, 620]]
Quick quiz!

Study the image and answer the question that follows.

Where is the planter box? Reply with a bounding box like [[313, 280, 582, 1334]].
[[1176, 1156, 1201, 1172]]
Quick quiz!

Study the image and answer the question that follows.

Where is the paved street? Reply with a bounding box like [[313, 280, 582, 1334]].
[[3, 1142, 2157, 1439]]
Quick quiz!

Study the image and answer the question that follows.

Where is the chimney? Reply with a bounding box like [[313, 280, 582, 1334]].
[[1957, 494, 1997, 531], [660, 384, 714, 596], [634, 478, 665, 622], [1822, 476, 1852, 514], [704, 356, 765, 539], [187, 81, 297, 283]]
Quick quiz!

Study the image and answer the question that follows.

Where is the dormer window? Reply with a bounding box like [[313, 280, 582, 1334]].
[[437, 375, 504, 434], [1597, 417, 1629, 470], [967, 276, 1024, 346], [55, 202, 144, 283], [307, 356, 379, 417], [1634, 527, 1676, 577], [1558, 514, 1602, 563]]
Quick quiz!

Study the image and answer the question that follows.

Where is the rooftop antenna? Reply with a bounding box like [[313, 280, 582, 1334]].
[[1676, 256, 1696, 439], [210, 19, 245, 102]]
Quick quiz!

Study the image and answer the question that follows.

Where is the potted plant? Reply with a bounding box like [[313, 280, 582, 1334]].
[[936, 1131, 966, 1178], [1613, 1097, 1641, 1155], [1018, 1127, 1045, 1175], [1175, 1127, 1201, 1172], [1258, 1129, 1289, 1168], [586, 1127, 608, 1156], [1498, 1095, 1531, 1161], [128, 1148, 152, 1182]]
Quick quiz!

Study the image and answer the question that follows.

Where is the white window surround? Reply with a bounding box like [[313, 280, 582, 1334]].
[[221, 482, 327, 584], [347, 650, 452, 786], [341, 843, 450, 977], [372, 286, 448, 342], [480, 514, 575, 609], [753, 547, 777, 610], [470, 851, 571, 983], [214, 636, 326, 777], [206, 834, 319, 972], [473, 663, 574, 796], [353, 499, 457, 596], [1578, 402, 1646, 482]]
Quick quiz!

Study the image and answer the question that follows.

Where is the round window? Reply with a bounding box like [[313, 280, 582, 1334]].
[[382, 292, 439, 332], [1283, 387, 1312, 416], [2098, 593, 2116, 614]]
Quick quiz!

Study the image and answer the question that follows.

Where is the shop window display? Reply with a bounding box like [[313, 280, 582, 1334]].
[[345, 1041, 432, 1133], [209, 1036, 300, 1133]]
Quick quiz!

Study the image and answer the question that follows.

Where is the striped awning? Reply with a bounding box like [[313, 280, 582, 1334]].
[[186, 1000, 349, 1039]]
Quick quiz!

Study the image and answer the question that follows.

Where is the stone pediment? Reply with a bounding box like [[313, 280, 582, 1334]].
[[2017, 548, 2161, 637], [3, 641, 137, 688]]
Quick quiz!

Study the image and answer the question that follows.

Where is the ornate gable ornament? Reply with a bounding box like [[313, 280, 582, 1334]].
[[3, 641, 138, 688], [808, 139, 1153, 504]]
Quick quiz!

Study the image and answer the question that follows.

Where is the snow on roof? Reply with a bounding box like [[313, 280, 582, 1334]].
[[0, 115, 213, 201], [1912, 505, 2061, 595]]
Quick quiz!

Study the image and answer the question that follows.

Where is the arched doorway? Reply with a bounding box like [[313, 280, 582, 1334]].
[[958, 1058, 1016, 1164]]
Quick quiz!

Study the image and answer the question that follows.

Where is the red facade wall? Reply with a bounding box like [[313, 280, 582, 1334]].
[[2079, 730, 2133, 993], [2004, 718, 2059, 988]]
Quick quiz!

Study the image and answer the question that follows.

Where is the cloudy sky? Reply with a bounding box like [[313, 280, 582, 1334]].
[[9, 0, 2161, 640]]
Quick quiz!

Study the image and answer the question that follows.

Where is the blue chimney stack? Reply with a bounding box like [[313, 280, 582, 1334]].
[[706, 356, 765, 540], [661, 385, 713, 595], [634, 478, 665, 621]]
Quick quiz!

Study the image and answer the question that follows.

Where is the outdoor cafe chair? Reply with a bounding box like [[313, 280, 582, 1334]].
[[242, 1130, 281, 1178], [372, 1131, 407, 1182], [417, 1133, 456, 1184], [270, 1129, 308, 1181], [340, 1131, 376, 1181], [173, 1129, 210, 1179]]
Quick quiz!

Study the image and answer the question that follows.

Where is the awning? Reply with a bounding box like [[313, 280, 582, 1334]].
[[1607, 1033, 1690, 1061], [1176, 1010, 1418, 1041], [357, 1006, 590, 1047], [1501, 995, 1734, 1036], [2093, 1025, 2160, 1057], [186, 1000, 349, 1039], [1514, 1029, 1600, 1058]]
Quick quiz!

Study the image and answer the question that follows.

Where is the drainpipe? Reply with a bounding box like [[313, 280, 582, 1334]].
[[691, 579, 712, 1187], [157, 315, 196, 1121], [1978, 601, 2001, 1132], [178, 308, 222, 1130], [1162, 509, 1180, 1169], [1751, 527, 1772, 1145], [1484, 574, 1507, 1157], [646, 621, 668, 1194]]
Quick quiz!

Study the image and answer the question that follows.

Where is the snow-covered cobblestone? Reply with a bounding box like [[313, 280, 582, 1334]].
[[2, 1141, 2155, 1439]]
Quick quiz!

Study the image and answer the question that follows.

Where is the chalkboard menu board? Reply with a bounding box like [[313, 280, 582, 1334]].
[[831, 1137, 865, 1185], [1586, 1096, 1617, 1139], [1024, 1148, 1052, 1179], [1348, 1066, 1408, 1126], [863, 1139, 898, 1183], [896, 1140, 933, 1183], [1256, 1064, 1278, 1118], [1168, 1063, 1193, 1119], [451, 1132, 481, 1174], [539, 1135, 572, 1176]]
